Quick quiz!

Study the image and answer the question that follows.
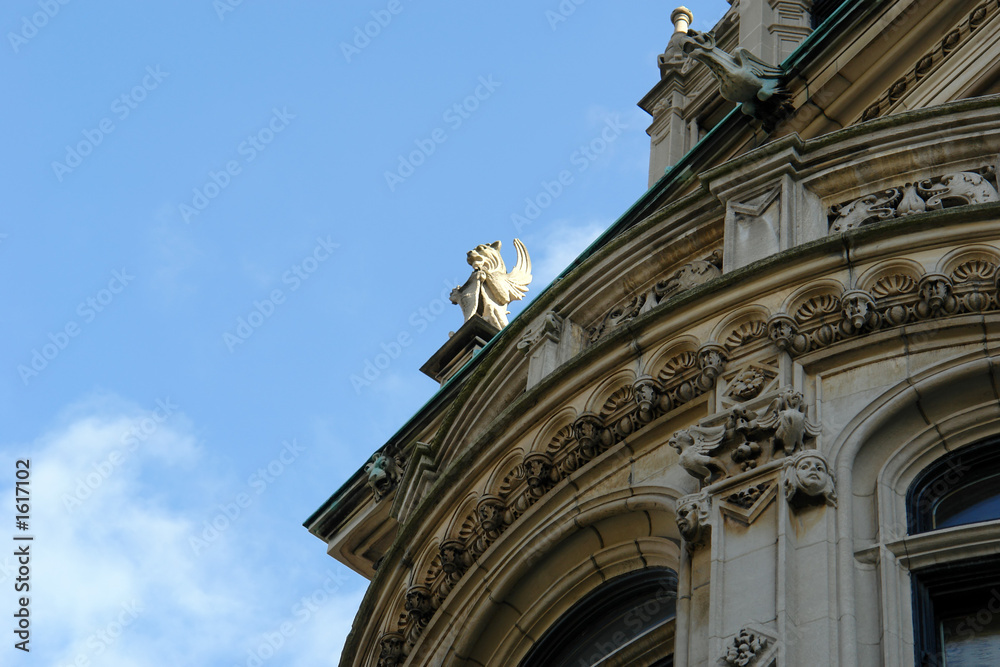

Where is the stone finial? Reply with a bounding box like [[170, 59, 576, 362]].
[[450, 239, 532, 330], [671, 6, 693, 33]]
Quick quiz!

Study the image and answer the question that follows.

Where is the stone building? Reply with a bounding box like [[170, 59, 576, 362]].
[[306, 0, 1000, 664]]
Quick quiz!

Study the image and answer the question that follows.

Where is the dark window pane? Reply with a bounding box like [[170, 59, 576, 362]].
[[935, 471, 1000, 529], [907, 440, 1000, 535], [519, 568, 676, 667]]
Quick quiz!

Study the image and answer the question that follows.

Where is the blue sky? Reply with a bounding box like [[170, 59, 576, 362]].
[[1, 1, 729, 664]]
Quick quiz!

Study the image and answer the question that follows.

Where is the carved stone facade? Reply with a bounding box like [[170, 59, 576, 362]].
[[307, 1, 1000, 665]]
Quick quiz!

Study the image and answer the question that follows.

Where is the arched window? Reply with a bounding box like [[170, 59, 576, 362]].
[[908, 438, 1000, 534], [518, 567, 677, 667], [907, 439, 1000, 666]]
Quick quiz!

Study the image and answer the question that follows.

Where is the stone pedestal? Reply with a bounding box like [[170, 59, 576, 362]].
[[420, 316, 499, 385]]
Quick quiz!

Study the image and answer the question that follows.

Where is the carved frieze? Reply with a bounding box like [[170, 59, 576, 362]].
[[588, 251, 722, 343], [764, 250, 1000, 360], [828, 167, 999, 234], [858, 2, 1000, 123], [653, 251, 723, 303], [670, 386, 819, 487]]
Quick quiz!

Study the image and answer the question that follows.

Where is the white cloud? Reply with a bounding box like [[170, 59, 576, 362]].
[[526, 218, 607, 290], [2, 393, 361, 667]]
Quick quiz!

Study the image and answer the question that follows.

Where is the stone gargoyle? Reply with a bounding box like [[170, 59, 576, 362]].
[[669, 29, 785, 118]]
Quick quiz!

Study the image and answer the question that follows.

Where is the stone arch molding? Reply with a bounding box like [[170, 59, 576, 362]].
[[408, 488, 684, 667]]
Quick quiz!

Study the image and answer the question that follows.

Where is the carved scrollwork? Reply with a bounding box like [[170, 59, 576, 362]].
[[588, 251, 722, 344], [587, 294, 646, 343], [516, 311, 563, 354], [653, 257, 722, 303], [829, 168, 999, 234]]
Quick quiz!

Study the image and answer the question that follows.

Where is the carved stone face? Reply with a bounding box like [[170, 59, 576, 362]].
[[365, 453, 400, 500], [405, 587, 433, 618], [676, 499, 703, 540], [669, 430, 693, 452], [782, 390, 803, 411], [794, 455, 829, 496], [466, 242, 501, 271]]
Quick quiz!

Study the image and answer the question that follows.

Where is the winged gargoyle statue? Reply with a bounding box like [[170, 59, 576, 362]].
[[669, 29, 786, 118], [756, 387, 821, 456], [669, 424, 728, 483], [451, 239, 532, 330]]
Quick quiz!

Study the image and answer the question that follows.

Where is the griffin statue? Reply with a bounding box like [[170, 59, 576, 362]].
[[450, 239, 532, 330]]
